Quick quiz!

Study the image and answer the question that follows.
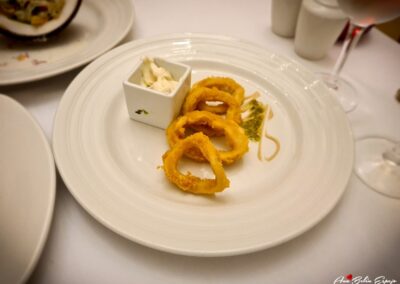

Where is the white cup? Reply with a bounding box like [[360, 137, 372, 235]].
[[271, 0, 302, 38], [294, 0, 347, 60]]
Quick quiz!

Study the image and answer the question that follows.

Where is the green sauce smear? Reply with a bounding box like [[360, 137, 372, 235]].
[[241, 99, 266, 142]]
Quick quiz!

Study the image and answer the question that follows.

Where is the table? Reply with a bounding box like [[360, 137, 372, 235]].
[[2, 1, 400, 283]]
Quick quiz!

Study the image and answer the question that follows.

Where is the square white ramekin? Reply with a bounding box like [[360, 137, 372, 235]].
[[123, 57, 191, 129]]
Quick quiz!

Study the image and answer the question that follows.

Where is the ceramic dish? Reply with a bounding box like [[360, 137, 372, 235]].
[[0, 0, 134, 85], [0, 94, 55, 283], [123, 57, 191, 129], [53, 33, 354, 256]]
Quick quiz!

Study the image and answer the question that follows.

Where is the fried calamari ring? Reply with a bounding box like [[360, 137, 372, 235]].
[[193, 77, 245, 114], [162, 132, 230, 195], [167, 111, 249, 165], [182, 86, 242, 125]]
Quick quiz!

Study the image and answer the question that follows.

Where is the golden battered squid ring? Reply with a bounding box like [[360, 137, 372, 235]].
[[193, 77, 245, 114], [182, 86, 242, 125], [162, 132, 230, 195], [167, 111, 249, 165]]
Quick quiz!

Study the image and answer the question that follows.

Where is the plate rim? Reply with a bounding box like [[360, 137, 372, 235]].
[[53, 32, 354, 257], [0, 0, 135, 86], [0, 94, 56, 282]]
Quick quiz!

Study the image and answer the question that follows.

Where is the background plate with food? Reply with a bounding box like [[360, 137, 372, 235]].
[[0, 0, 134, 85]]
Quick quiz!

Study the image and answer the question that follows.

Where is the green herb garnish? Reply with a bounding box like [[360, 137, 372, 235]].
[[135, 109, 149, 115]]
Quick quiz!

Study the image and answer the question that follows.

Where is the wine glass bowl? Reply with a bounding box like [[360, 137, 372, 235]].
[[338, 0, 400, 27]]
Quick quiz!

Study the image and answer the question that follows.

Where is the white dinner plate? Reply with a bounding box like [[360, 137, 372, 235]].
[[53, 33, 354, 256], [0, 0, 134, 86], [0, 94, 55, 283]]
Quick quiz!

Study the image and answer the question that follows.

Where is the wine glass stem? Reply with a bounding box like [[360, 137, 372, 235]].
[[383, 143, 400, 166], [328, 23, 366, 86]]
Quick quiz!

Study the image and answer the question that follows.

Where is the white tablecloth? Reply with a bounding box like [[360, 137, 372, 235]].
[[1, 0, 400, 283]]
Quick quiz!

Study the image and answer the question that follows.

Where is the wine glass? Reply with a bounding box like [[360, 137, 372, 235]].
[[318, 0, 400, 112], [355, 137, 400, 199], [327, 0, 400, 198]]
